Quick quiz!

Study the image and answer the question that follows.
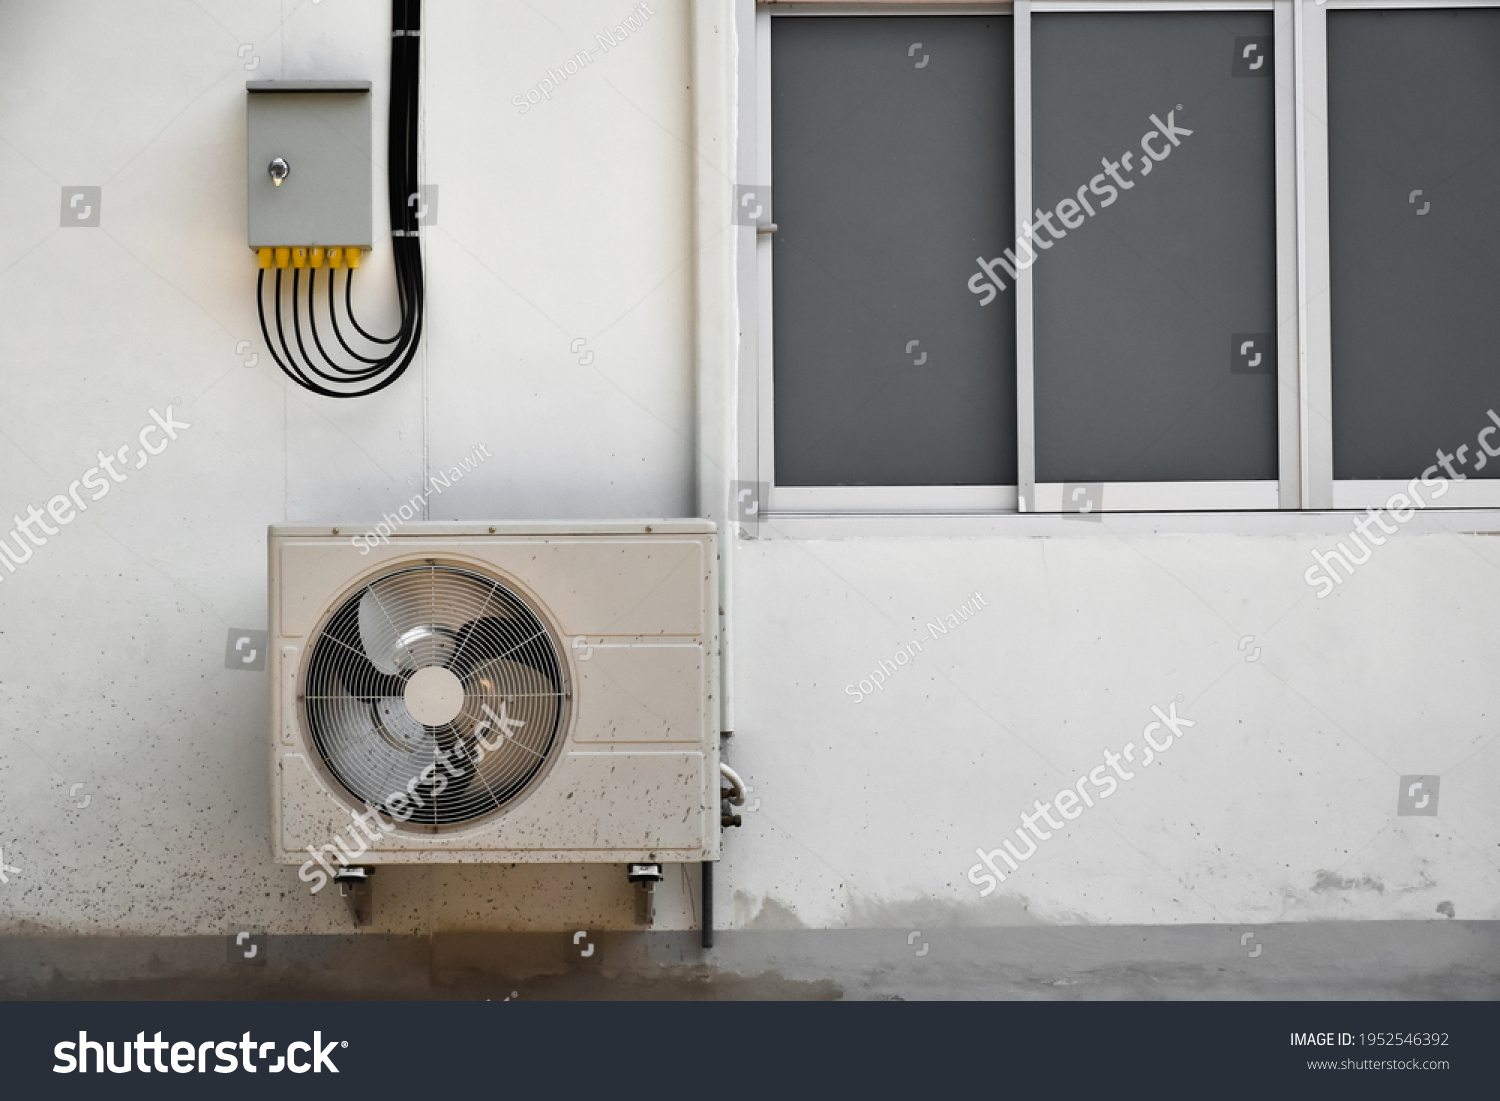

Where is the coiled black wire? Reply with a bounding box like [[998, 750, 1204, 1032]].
[[257, 0, 424, 399]]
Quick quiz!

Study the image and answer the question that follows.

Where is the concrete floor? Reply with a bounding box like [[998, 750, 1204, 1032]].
[[2, 922, 1495, 1000]]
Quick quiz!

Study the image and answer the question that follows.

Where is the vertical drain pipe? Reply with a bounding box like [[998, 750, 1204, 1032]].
[[702, 861, 714, 948], [691, 0, 736, 955]]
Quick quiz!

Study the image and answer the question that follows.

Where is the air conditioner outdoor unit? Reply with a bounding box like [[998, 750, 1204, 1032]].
[[268, 521, 720, 908]]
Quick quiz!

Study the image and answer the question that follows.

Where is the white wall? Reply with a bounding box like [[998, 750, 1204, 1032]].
[[0, 0, 1494, 938], [725, 520, 1500, 927]]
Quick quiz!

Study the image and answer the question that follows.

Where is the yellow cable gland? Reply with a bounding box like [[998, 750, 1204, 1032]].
[[310, 247, 324, 269], [274, 248, 291, 269], [291, 247, 308, 269], [256, 247, 273, 269], [328, 247, 344, 270], [344, 247, 362, 269]]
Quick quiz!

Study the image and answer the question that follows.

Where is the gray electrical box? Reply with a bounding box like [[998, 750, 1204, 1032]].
[[246, 80, 373, 249]]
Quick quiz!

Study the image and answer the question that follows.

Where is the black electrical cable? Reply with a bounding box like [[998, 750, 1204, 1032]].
[[344, 270, 400, 344], [265, 252, 397, 388], [257, 0, 424, 399], [295, 270, 387, 383], [260, 268, 385, 398], [316, 269, 390, 366], [276, 270, 355, 389], [264, 269, 329, 395]]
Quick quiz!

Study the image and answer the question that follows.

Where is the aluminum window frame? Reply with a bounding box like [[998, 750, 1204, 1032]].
[[748, 0, 1500, 520], [1309, 0, 1500, 511], [756, 3, 1016, 516], [1023, 0, 1294, 513]]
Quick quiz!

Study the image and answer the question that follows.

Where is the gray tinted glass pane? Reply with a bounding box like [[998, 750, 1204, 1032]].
[[772, 16, 1015, 487], [1329, 10, 1500, 481], [1032, 13, 1278, 483]]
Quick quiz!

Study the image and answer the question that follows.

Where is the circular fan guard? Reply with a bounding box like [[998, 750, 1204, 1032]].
[[303, 564, 567, 826]]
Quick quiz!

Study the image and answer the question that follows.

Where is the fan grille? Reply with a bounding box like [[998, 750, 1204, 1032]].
[[303, 564, 567, 826]]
